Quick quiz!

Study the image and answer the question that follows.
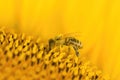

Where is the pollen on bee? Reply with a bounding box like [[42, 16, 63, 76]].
[[0, 28, 110, 80]]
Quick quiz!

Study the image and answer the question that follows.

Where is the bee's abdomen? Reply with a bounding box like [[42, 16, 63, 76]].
[[65, 37, 82, 49]]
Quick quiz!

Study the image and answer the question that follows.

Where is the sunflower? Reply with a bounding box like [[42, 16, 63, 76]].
[[0, 0, 120, 80], [0, 28, 110, 80]]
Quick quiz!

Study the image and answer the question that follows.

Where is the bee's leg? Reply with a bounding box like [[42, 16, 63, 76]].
[[78, 41, 83, 49], [48, 39, 55, 51], [73, 46, 80, 57]]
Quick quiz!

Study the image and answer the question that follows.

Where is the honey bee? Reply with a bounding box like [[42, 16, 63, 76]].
[[48, 33, 83, 57]]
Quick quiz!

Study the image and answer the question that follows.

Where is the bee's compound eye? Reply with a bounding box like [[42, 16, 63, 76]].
[[49, 39, 55, 44], [49, 39, 55, 51]]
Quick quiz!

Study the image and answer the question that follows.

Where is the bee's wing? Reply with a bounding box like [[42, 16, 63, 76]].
[[62, 32, 82, 39]]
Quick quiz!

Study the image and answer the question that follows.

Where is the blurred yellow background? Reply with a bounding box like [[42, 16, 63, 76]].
[[0, 0, 120, 79]]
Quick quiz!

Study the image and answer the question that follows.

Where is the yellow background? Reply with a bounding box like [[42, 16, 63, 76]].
[[0, 0, 120, 79]]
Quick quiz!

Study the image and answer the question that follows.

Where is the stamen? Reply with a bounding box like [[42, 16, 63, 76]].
[[0, 29, 110, 80]]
